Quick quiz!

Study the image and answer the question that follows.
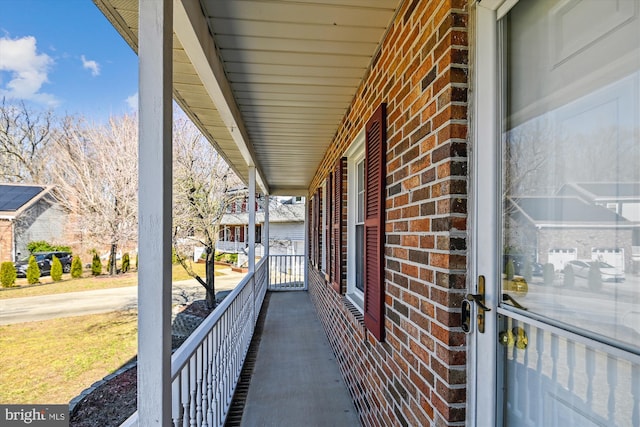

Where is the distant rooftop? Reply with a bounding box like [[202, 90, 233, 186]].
[[221, 202, 305, 226], [0, 184, 47, 212], [508, 196, 629, 225], [557, 182, 640, 201]]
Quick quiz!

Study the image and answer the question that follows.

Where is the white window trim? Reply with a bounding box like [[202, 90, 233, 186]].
[[321, 180, 327, 274], [345, 129, 365, 311]]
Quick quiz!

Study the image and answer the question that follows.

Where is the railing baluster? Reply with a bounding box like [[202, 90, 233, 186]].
[[124, 259, 269, 426], [632, 364, 639, 427], [189, 357, 196, 427], [534, 327, 544, 425], [206, 334, 213, 427], [551, 333, 559, 383], [196, 345, 203, 426], [172, 372, 182, 427], [586, 346, 596, 406], [181, 365, 189, 427], [607, 356, 617, 423], [567, 340, 575, 392], [267, 255, 304, 291]]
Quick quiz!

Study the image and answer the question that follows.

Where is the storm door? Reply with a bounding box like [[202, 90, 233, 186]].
[[472, 1, 640, 426]]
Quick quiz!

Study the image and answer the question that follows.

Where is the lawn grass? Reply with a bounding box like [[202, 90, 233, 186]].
[[0, 263, 224, 300], [0, 310, 138, 404]]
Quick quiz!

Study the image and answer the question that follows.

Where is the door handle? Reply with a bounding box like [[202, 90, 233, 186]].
[[465, 275, 491, 333], [466, 293, 492, 312]]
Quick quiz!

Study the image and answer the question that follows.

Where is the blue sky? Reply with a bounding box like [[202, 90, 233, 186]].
[[0, 0, 138, 121]]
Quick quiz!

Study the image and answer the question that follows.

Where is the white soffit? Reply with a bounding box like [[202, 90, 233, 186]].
[[94, 0, 401, 195]]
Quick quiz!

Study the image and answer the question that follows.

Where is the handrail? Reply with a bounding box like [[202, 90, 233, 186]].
[[121, 257, 268, 426]]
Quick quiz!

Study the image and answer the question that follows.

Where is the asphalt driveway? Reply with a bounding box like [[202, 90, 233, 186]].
[[0, 272, 246, 325]]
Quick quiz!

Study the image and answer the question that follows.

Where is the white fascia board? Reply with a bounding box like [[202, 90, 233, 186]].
[[535, 223, 637, 229], [173, 0, 269, 195], [11, 185, 56, 218]]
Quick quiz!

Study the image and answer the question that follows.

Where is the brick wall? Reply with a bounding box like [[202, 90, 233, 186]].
[[308, 0, 469, 425], [0, 220, 13, 262]]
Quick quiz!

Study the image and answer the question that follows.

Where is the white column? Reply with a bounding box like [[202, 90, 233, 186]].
[[263, 195, 270, 259], [304, 197, 309, 290], [248, 166, 256, 273], [138, 0, 172, 425], [264, 195, 270, 288]]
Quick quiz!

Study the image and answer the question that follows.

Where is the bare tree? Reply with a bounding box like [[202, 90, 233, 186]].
[[51, 114, 138, 274], [0, 98, 56, 183], [172, 114, 244, 307]]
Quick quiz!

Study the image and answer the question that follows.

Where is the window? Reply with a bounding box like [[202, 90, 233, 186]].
[[355, 159, 365, 293], [321, 180, 328, 273], [346, 132, 366, 308]]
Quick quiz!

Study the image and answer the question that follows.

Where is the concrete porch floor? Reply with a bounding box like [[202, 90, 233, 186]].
[[239, 291, 361, 427]]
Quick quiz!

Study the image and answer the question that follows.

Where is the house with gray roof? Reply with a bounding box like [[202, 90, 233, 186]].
[[0, 183, 67, 262], [557, 182, 640, 222], [507, 196, 638, 272], [218, 197, 305, 257]]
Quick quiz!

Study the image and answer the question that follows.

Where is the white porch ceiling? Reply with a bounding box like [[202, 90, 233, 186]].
[[94, 0, 401, 195]]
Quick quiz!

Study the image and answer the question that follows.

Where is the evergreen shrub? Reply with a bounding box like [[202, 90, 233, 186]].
[[71, 256, 83, 279], [122, 253, 130, 273], [0, 262, 17, 287], [50, 256, 63, 282], [91, 253, 102, 276], [26, 255, 40, 284]]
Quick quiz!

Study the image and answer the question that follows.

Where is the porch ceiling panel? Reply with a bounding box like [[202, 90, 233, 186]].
[[94, 0, 401, 195]]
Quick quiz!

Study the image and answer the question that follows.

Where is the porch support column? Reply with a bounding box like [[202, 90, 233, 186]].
[[264, 195, 270, 259], [138, 0, 173, 425], [304, 197, 309, 290], [248, 166, 256, 273], [264, 195, 270, 288]]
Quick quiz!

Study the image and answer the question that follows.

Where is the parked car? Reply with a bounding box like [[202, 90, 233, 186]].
[[566, 259, 625, 282], [503, 254, 544, 276], [15, 251, 73, 277]]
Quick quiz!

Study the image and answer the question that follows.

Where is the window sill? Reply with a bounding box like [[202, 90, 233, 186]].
[[343, 294, 365, 329]]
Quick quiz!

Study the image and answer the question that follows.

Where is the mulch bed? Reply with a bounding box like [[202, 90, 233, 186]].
[[69, 300, 214, 427]]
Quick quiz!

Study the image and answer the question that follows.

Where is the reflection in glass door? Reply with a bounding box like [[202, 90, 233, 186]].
[[499, 0, 640, 425]]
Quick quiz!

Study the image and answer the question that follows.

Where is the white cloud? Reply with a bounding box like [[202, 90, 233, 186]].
[[0, 35, 58, 106], [126, 92, 138, 111], [81, 55, 100, 76]]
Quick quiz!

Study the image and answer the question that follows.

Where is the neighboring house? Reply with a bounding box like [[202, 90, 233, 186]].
[[506, 196, 637, 271], [557, 182, 640, 222], [558, 182, 640, 266], [0, 184, 66, 262], [218, 197, 305, 257]]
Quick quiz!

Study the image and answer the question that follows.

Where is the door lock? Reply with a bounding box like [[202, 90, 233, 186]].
[[499, 326, 528, 350]]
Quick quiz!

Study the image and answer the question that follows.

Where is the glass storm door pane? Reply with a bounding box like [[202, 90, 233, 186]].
[[500, 1, 640, 425]]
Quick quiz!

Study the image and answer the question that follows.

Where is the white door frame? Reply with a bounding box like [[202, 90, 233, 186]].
[[469, 0, 517, 425]]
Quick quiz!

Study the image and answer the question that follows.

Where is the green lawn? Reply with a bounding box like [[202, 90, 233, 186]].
[[0, 310, 138, 404], [0, 262, 230, 405], [0, 263, 225, 300]]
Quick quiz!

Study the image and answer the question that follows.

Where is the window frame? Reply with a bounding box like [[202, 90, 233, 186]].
[[345, 130, 366, 311], [321, 179, 328, 274]]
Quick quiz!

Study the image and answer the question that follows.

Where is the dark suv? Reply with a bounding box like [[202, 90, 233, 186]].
[[15, 251, 73, 277]]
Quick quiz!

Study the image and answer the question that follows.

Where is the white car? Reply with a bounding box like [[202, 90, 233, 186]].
[[566, 259, 625, 282]]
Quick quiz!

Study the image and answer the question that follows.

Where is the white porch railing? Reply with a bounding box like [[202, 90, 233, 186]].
[[122, 257, 268, 426], [215, 240, 245, 253], [268, 255, 305, 291]]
